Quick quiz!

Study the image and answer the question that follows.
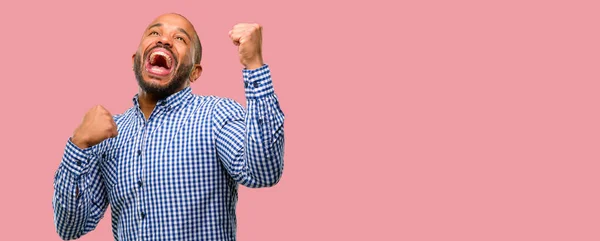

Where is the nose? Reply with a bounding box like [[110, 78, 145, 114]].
[[156, 35, 172, 48]]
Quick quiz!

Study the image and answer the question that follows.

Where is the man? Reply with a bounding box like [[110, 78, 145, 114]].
[[52, 13, 285, 241]]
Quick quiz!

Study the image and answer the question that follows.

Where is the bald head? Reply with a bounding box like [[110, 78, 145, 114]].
[[146, 13, 203, 64]]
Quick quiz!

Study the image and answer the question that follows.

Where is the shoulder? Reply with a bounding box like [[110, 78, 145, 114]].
[[112, 106, 137, 125], [214, 97, 244, 116], [191, 94, 244, 113], [189, 95, 245, 125]]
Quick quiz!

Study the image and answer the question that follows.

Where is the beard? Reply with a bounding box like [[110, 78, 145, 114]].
[[133, 50, 193, 100]]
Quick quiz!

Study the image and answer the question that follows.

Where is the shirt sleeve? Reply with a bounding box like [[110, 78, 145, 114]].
[[52, 138, 109, 240], [214, 64, 285, 188]]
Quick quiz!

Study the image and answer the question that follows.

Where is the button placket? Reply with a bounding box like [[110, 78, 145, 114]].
[[136, 118, 151, 232]]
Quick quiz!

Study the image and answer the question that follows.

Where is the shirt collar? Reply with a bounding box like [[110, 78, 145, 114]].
[[132, 86, 193, 111]]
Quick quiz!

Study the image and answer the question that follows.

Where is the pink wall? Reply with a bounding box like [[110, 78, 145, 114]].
[[0, 0, 599, 240]]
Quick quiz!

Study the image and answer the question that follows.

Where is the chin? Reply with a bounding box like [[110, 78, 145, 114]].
[[145, 73, 174, 84]]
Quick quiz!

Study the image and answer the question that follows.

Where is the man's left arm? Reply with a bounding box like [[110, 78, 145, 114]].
[[214, 65, 285, 188], [214, 23, 285, 188]]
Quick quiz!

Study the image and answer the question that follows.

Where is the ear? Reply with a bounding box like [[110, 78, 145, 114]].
[[131, 53, 136, 67], [189, 64, 203, 83]]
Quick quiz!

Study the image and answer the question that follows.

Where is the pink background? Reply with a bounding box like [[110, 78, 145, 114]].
[[1, 0, 599, 240]]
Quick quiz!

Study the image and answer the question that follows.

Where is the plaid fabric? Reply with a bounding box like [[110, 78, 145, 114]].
[[52, 64, 285, 241]]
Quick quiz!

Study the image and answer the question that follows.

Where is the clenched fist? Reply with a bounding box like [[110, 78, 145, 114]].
[[228, 23, 264, 70], [71, 105, 118, 149]]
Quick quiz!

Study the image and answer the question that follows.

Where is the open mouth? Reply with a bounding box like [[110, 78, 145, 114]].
[[145, 49, 175, 76]]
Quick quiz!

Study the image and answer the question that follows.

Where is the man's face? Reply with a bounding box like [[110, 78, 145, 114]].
[[133, 14, 199, 99]]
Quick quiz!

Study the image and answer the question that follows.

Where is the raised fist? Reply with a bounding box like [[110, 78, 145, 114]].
[[71, 105, 118, 149], [228, 23, 264, 70]]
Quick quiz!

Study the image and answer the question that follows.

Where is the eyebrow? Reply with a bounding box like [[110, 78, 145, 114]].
[[147, 23, 192, 40]]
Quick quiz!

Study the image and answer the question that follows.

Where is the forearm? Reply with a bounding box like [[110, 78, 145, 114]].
[[52, 139, 108, 240], [53, 167, 89, 240], [244, 91, 285, 187]]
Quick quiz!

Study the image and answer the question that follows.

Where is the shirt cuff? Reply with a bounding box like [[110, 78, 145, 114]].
[[61, 138, 93, 176], [243, 64, 275, 100]]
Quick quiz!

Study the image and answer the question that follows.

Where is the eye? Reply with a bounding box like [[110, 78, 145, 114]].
[[149, 31, 159, 36], [175, 36, 186, 42]]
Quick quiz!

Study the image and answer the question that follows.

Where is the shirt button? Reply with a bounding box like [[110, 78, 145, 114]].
[[138, 150, 142, 156], [76, 160, 81, 166], [253, 82, 259, 88], [141, 212, 146, 219], [244, 82, 248, 88], [138, 180, 143, 188], [102, 153, 106, 158]]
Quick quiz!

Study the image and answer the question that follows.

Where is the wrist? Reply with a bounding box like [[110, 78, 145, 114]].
[[71, 134, 90, 150], [244, 56, 264, 70]]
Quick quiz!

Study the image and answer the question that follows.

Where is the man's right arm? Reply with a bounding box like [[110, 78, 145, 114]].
[[52, 105, 117, 240], [52, 138, 109, 240]]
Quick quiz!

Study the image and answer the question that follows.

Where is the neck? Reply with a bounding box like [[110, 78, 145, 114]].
[[138, 91, 161, 120], [137, 84, 189, 120]]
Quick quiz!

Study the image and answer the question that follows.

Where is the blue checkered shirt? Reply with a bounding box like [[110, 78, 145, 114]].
[[52, 64, 285, 241]]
